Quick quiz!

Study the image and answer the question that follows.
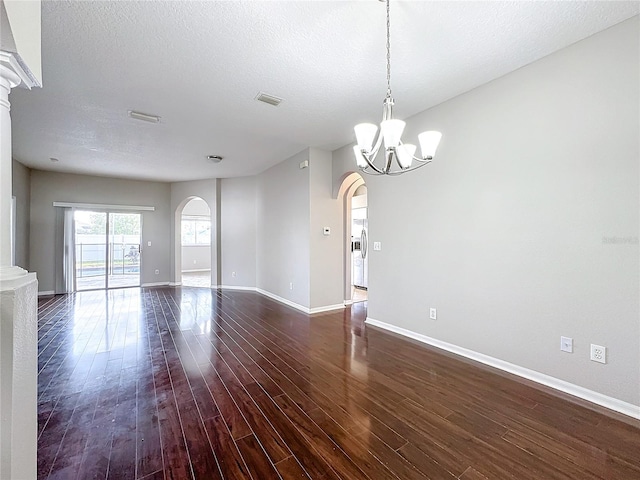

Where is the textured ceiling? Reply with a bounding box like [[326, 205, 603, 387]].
[[9, 1, 640, 182]]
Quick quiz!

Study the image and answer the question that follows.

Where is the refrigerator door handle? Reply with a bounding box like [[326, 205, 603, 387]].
[[361, 229, 367, 259]]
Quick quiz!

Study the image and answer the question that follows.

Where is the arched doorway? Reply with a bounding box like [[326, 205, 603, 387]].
[[178, 197, 212, 287], [351, 185, 368, 302], [336, 172, 367, 304]]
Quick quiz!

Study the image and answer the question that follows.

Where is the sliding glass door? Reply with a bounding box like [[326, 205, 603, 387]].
[[74, 210, 141, 291]]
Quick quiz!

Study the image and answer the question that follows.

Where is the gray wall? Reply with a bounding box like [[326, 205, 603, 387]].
[[257, 149, 311, 307], [29, 170, 171, 292], [181, 246, 211, 272], [220, 176, 257, 288], [170, 179, 218, 285], [11, 159, 30, 269], [333, 18, 639, 405], [309, 148, 343, 308]]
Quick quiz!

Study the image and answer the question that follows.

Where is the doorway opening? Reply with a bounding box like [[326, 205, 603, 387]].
[[74, 210, 141, 291], [351, 185, 368, 303], [180, 198, 212, 288]]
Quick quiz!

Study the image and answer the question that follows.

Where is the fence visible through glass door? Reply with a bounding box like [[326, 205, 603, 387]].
[[74, 210, 141, 290]]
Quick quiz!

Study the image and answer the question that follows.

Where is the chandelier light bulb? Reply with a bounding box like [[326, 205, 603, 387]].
[[354, 123, 378, 152], [418, 131, 442, 159], [397, 143, 416, 169], [353, 146, 368, 168], [381, 119, 406, 149]]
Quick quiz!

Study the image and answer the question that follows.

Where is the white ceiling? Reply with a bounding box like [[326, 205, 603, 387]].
[[10, 1, 639, 182]]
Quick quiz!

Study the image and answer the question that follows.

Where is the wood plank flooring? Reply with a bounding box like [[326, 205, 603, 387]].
[[37, 287, 640, 479]]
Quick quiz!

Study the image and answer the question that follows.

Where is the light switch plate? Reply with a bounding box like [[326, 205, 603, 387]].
[[560, 336, 573, 353]]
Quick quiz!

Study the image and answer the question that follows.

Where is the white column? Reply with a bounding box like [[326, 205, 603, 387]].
[[0, 60, 38, 480]]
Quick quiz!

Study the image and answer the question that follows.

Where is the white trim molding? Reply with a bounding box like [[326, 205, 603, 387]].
[[253, 288, 345, 315], [37, 290, 55, 296], [141, 282, 169, 288], [53, 202, 155, 211], [0, 51, 40, 89], [309, 303, 346, 314], [218, 285, 257, 292], [365, 317, 640, 420]]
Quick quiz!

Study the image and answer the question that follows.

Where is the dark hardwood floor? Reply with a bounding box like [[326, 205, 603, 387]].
[[37, 287, 640, 480]]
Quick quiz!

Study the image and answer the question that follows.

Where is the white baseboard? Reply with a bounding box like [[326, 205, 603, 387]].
[[141, 282, 169, 288], [38, 290, 55, 296], [253, 288, 344, 315], [181, 269, 211, 273], [255, 288, 309, 313], [218, 285, 257, 292], [365, 317, 640, 420], [344, 299, 354, 306], [309, 303, 346, 314], [169, 282, 182, 287]]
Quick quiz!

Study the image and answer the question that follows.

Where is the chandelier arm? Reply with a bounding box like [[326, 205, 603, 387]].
[[369, 129, 385, 158], [411, 154, 434, 163], [385, 149, 394, 172], [385, 160, 432, 176], [360, 152, 387, 175]]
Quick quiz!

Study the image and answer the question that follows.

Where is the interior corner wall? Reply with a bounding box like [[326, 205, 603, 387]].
[[256, 149, 311, 308], [309, 148, 343, 309], [220, 176, 257, 288], [11, 159, 30, 270], [332, 17, 640, 406], [29, 170, 172, 292], [170, 179, 218, 285]]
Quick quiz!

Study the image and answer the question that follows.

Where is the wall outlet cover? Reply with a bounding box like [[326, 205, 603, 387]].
[[429, 308, 437, 320], [590, 344, 606, 364], [560, 336, 573, 353]]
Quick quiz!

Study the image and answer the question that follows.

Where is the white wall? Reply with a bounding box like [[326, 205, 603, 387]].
[[333, 17, 639, 407], [257, 149, 311, 307], [182, 197, 210, 216], [221, 176, 257, 288], [309, 148, 343, 309], [29, 170, 171, 292]]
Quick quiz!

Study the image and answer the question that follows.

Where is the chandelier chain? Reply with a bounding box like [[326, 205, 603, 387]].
[[386, 0, 391, 97]]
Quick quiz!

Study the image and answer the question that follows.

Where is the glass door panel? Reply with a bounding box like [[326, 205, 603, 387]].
[[108, 213, 141, 288], [75, 210, 107, 291]]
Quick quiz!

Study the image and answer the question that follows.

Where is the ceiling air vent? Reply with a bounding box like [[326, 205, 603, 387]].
[[255, 92, 283, 107]]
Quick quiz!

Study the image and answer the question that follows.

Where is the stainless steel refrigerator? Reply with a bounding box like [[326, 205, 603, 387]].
[[352, 217, 368, 289]]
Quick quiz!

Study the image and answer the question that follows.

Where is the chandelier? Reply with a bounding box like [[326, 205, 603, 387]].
[[353, 0, 442, 175]]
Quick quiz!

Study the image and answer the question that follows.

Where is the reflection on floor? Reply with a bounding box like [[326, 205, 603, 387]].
[[37, 288, 639, 479], [76, 274, 139, 290], [182, 270, 212, 288], [352, 286, 367, 303]]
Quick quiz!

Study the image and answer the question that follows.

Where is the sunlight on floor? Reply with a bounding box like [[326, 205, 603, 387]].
[[182, 271, 212, 288]]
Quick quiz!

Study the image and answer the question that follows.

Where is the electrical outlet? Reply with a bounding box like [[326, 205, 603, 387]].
[[373, 242, 381, 251], [155, 269, 159, 275], [193, 260, 197, 264], [232, 271, 236, 278], [590, 344, 606, 364], [560, 336, 573, 353], [429, 308, 437, 320], [289, 282, 293, 290]]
